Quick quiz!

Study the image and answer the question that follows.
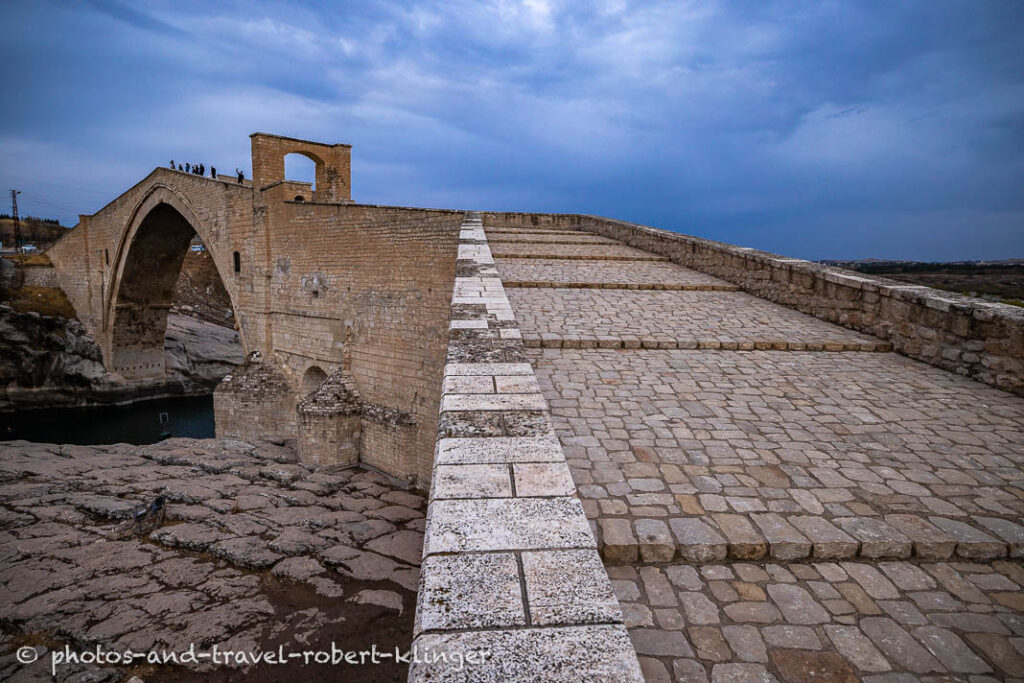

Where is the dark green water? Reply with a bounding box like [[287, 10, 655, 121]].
[[1, 394, 215, 445]]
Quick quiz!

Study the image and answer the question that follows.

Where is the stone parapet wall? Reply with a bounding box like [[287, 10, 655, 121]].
[[409, 213, 643, 681], [482, 211, 1024, 396]]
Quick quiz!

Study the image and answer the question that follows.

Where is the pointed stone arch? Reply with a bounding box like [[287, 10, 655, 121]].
[[104, 185, 246, 380]]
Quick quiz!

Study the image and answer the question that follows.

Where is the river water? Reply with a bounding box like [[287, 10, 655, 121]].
[[1, 395, 215, 445]]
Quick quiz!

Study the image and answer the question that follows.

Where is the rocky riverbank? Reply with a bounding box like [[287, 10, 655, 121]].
[[0, 438, 422, 681], [0, 305, 243, 412]]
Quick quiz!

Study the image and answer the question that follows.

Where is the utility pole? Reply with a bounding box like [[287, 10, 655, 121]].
[[9, 189, 22, 252]]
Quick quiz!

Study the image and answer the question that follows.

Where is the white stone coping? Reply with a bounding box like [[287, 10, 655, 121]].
[[409, 213, 643, 682]]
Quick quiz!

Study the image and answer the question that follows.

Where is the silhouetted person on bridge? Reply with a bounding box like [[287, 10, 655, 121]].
[[170, 159, 175, 169], [185, 163, 191, 173], [210, 166, 216, 179], [199, 163, 205, 176], [236, 168, 244, 183]]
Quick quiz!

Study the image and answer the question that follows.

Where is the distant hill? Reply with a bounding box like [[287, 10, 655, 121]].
[[820, 259, 1024, 305], [0, 216, 71, 248]]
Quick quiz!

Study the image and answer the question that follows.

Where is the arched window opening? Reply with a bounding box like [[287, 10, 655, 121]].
[[233, 251, 241, 273], [284, 153, 317, 191], [302, 365, 327, 394], [293, 195, 305, 202]]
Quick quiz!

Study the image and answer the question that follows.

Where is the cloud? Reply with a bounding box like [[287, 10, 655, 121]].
[[79, 0, 187, 37], [0, 0, 1022, 259]]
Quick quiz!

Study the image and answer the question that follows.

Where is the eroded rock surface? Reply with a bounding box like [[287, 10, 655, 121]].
[[0, 438, 424, 681]]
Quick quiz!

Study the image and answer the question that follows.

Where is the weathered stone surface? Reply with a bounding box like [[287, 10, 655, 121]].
[[751, 514, 811, 560], [714, 514, 767, 560], [415, 553, 524, 633], [431, 464, 512, 499], [670, 518, 727, 563], [769, 649, 856, 683], [600, 517, 639, 564], [766, 584, 830, 625], [789, 516, 857, 559], [977, 517, 1024, 557], [423, 497, 594, 554], [523, 549, 621, 626], [882, 515, 956, 560], [635, 518, 675, 562], [914, 626, 991, 674], [364, 529, 424, 565], [928, 517, 1006, 559], [835, 518, 911, 559], [0, 438, 429, 680], [411, 626, 644, 682], [859, 617, 944, 673]]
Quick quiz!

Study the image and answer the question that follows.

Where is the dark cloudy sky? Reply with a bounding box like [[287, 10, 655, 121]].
[[1, 0, 1022, 260]]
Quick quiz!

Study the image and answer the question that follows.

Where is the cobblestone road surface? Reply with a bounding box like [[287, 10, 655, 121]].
[[498, 223, 1024, 681]]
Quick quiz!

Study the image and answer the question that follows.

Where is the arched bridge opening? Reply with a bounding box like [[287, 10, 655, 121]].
[[108, 200, 242, 382]]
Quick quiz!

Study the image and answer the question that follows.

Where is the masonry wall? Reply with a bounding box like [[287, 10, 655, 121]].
[[297, 412, 360, 467], [483, 211, 1024, 396], [360, 415, 417, 479], [214, 383, 298, 447], [254, 193, 462, 484]]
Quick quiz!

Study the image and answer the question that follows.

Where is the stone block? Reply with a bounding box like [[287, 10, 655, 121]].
[[789, 515, 858, 559], [835, 517, 911, 559], [431, 464, 512, 499], [669, 518, 727, 563], [600, 518, 639, 564], [423, 497, 594, 554], [750, 513, 811, 560], [513, 462, 576, 497], [435, 437, 563, 465], [415, 553, 525, 634], [410, 625, 643, 682], [522, 549, 622, 626], [634, 519, 676, 562]]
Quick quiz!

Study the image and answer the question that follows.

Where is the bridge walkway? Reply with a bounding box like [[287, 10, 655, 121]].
[[494, 222, 1024, 681]]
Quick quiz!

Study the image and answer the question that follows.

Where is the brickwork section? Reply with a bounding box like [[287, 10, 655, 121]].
[[530, 348, 1024, 564], [509, 289, 890, 351], [409, 214, 643, 682], [497, 258, 738, 290], [616, 558, 1024, 681]]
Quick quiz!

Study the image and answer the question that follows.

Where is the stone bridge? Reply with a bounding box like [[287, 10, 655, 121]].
[[37, 133, 1024, 680], [46, 133, 463, 484]]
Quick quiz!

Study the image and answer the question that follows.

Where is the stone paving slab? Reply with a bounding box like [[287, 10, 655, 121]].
[[528, 348, 1024, 564], [490, 242, 670, 261], [616, 558, 1024, 681], [497, 258, 739, 290], [509, 289, 890, 351]]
